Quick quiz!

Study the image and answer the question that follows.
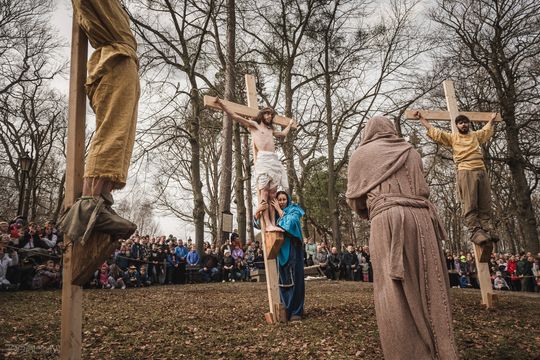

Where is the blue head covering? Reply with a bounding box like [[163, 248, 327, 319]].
[[276, 191, 305, 266]]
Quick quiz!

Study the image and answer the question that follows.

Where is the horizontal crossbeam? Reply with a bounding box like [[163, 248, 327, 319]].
[[204, 95, 297, 129], [405, 110, 502, 122]]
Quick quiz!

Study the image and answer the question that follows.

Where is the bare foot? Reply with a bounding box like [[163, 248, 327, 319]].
[[266, 225, 284, 232]]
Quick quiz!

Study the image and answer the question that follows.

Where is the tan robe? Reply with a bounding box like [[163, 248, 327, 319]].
[[346, 116, 458, 360], [73, 0, 140, 189]]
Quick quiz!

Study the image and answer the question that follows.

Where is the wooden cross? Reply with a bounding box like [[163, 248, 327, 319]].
[[204, 75, 295, 323], [406, 79, 497, 308], [61, 14, 118, 359]]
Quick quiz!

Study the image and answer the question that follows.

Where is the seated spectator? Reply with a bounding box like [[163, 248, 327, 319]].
[[232, 243, 244, 261], [327, 247, 341, 280], [493, 271, 509, 290], [139, 264, 151, 287], [199, 248, 219, 283], [186, 245, 200, 266], [232, 258, 248, 282], [108, 263, 126, 289], [342, 245, 358, 281], [123, 265, 141, 288], [221, 250, 234, 282], [32, 260, 61, 290], [253, 248, 265, 270], [96, 263, 113, 289], [316, 244, 329, 273]]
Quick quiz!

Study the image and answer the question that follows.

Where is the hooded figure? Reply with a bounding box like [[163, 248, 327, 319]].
[[346, 116, 458, 360], [275, 191, 305, 321], [255, 191, 305, 321]]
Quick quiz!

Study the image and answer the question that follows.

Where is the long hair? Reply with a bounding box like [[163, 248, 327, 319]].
[[253, 107, 276, 125]]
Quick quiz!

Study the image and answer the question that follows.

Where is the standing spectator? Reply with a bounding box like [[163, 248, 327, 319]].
[[19, 223, 48, 249], [304, 238, 316, 266], [507, 255, 520, 291], [360, 246, 373, 282], [164, 248, 176, 285], [116, 245, 130, 271], [186, 245, 200, 266], [327, 247, 341, 280], [533, 257, 540, 292], [522, 256, 535, 292], [174, 240, 188, 284]]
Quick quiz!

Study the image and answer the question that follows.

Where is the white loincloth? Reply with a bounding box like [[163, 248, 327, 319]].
[[254, 151, 289, 191]]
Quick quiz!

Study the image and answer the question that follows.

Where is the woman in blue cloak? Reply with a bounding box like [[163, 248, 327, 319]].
[[255, 190, 305, 321]]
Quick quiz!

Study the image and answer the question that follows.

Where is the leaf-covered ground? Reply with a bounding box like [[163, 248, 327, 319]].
[[0, 281, 539, 359]]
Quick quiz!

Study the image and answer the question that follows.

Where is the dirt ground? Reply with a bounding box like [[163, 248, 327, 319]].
[[0, 281, 539, 359]]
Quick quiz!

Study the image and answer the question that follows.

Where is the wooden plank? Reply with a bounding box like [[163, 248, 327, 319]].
[[245, 74, 258, 108], [204, 95, 297, 129], [60, 16, 87, 360], [443, 80, 460, 133], [473, 244, 495, 308], [405, 110, 502, 122]]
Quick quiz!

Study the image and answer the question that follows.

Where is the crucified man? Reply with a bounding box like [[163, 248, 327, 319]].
[[215, 98, 293, 232]]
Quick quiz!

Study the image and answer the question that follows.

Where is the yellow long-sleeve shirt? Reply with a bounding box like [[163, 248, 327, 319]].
[[427, 122, 493, 170]]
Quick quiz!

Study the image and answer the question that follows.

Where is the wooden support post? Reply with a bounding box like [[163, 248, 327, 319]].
[[60, 17, 87, 360], [407, 80, 496, 308], [244, 74, 287, 323]]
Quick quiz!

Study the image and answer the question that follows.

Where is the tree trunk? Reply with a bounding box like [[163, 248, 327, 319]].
[[233, 122, 246, 245], [217, 0, 236, 248], [500, 99, 539, 253], [189, 87, 205, 256], [243, 133, 254, 244], [324, 41, 341, 251]]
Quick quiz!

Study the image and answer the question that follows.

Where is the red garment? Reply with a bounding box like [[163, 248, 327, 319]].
[[99, 271, 109, 285], [506, 260, 517, 274]]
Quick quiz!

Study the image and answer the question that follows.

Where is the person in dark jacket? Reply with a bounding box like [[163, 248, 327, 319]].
[[342, 245, 359, 281], [327, 247, 341, 280], [199, 248, 219, 282]]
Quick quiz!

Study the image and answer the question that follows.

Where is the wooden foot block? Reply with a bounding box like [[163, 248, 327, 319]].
[[476, 243, 493, 263], [264, 231, 285, 259], [71, 232, 118, 285], [274, 303, 288, 323], [264, 312, 275, 324]]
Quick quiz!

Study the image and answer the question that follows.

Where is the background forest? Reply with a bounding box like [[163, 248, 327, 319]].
[[1, 0, 539, 254]]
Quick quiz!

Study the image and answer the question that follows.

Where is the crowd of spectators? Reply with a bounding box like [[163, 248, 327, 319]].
[[445, 251, 540, 292], [1, 216, 539, 293]]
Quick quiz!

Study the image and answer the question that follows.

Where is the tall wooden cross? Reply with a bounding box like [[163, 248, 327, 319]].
[[406, 80, 500, 309], [61, 15, 119, 359], [204, 74, 296, 323]]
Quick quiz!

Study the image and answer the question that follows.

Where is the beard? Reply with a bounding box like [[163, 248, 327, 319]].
[[457, 126, 469, 135]]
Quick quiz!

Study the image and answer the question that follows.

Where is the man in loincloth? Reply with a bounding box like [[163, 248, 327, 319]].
[[214, 99, 292, 232], [58, 0, 139, 245]]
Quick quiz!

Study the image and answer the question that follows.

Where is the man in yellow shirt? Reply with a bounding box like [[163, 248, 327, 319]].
[[414, 111, 499, 248]]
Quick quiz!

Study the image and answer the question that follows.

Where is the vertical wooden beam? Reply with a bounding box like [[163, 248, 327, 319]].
[[443, 80, 459, 134], [245, 74, 284, 323], [60, 16, 87, 359], [443, 80, 494, 309]]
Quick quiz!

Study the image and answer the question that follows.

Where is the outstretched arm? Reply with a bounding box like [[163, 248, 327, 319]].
[[214, 98, 257, 129], [273, 119, 294, 138], [414, 111, 432, 130]]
